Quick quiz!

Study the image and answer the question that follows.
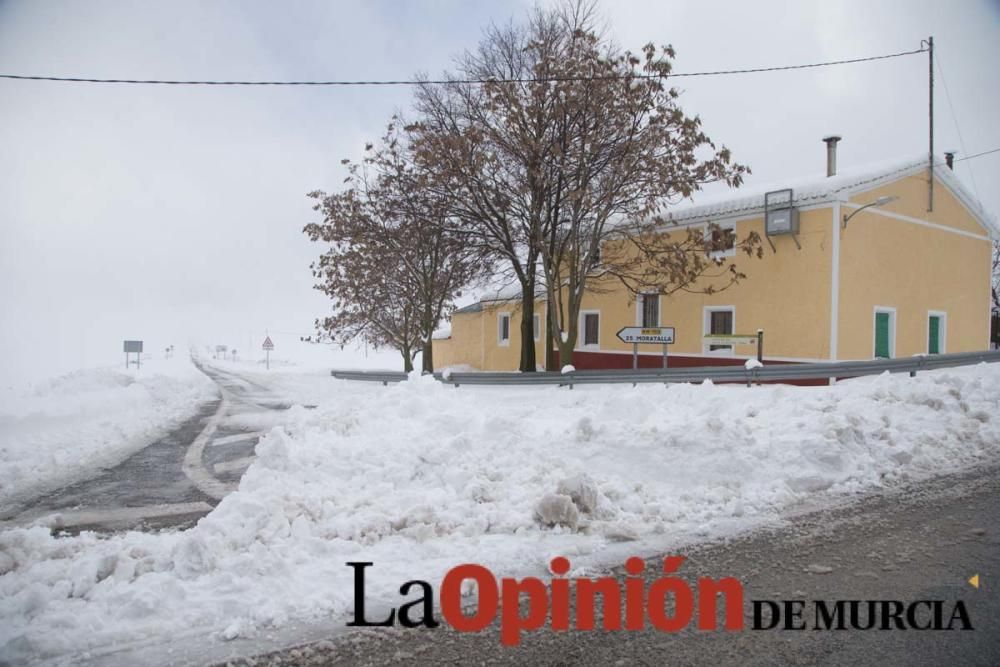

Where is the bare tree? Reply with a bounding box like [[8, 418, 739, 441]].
[[410, 8, 574, 371], [305, 122, 483, 372], [412, 2, 759, 369]]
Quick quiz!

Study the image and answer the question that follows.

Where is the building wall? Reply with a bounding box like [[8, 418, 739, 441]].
[[562, 207, 834, 364], [432, 310, 483, 369], [433, 300, 549, 370], [837, 175, 992, 359], [434, 172, 993, 370]]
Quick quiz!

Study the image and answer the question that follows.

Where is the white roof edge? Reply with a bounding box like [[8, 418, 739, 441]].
[[930, 164, 999, 238], [660, 155, 999, 238]]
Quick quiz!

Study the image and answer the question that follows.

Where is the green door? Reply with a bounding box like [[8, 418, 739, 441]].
[[928, 316, 941, 354], [875, 312, 891, 358]]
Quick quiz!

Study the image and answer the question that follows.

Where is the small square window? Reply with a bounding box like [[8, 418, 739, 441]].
[[583, 312, 600, 347], [706, 223, 736, 258], [498, 313, 511, 346], [641, 294, 659, 328], [704, 306, 735, 354]]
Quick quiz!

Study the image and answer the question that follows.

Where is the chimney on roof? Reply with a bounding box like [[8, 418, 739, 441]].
[[822, 135, 842, 177], [944, 151, 956, 170]]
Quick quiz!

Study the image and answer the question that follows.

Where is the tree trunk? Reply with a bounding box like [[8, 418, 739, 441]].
[[544, 321, 557, 371], [402, 347, 414, 373], [556, 288, 583, 369], [519, 281, 537, 372], [422, 338, 434, 374], [558, 334, 576, 369]]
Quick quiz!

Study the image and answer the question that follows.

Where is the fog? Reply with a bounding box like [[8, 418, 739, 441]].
[[2, 0, 997, 387]]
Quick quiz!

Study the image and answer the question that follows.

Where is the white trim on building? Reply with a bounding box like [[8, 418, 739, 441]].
[[703, 305, 736, 355]]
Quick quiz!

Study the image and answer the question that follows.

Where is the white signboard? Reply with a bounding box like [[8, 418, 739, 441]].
[[616, 327, 675, 345], [703, 334, 758, 346]]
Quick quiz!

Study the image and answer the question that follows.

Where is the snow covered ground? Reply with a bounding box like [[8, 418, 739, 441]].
[[0, 356, 216, 509], [2, 364, 1000, 664]]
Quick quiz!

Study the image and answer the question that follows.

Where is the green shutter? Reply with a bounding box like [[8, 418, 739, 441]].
[[875, 312, 891, 358], [928, 316, 941, 354]]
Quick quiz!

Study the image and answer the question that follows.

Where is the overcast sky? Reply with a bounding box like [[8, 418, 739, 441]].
[[1, 0, 998, 385]]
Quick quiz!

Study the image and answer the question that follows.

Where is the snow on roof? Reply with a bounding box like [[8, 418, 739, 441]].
[[452, 301, 483, 314], [662, 154, 998, 237], [478, 283, 548, 303], [450, 283, 549, 316], [450, 154, 997, 318], [431, 326, 452, 340]]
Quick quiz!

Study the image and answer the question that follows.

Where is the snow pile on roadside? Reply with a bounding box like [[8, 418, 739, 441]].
[[0, 357, 216, 507], [2, 365, 1000, 662]]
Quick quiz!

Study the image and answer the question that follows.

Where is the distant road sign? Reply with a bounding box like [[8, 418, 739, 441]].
[[262, 336, 274, 351], [123, 340, 143, 353], [616, 327, 675, 345], [703, 334, 758, 346]]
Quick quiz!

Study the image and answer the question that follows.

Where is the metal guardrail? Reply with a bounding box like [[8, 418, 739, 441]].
[[331, 350, 1000, 388], [330, 369, 443, 385]]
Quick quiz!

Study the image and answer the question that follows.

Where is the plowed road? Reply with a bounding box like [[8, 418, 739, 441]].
[[0, 362, 286, 534]]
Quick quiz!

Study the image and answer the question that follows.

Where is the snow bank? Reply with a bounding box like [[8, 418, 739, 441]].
[[2, 365, 1000, 662], [0, 357, 216, 508]]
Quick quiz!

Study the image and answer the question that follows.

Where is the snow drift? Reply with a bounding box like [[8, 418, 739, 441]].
[[2, 365, 999, 662]]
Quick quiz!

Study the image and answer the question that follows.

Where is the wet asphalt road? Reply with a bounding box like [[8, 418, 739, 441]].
[[229, 465, 1000, 667], [0, 360, 283, 535]]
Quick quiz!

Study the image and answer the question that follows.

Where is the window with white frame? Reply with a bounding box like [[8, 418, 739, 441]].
[[533, 313, 541, 342], [873, 307, 896, 359], [580, 311, 600, 348], [639, 293, 659, 327], [706, 222, 736, 259], [703, 306, 735, 353], [498, 312, 511, 346]]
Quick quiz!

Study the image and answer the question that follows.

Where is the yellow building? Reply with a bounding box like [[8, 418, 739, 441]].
[[433, 147, 997, 371]]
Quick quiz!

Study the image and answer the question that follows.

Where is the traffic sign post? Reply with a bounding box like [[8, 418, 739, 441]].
[[262, 335, 274, 370], [123, 340, 143, 369], [616, 327, 675, 370], [702, 331, 765, 369]]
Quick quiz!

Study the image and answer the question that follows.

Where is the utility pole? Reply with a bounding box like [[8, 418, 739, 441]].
[[923, 36, 934, 212]]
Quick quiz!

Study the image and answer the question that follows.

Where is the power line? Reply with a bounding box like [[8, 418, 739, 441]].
[[956, 147, 1000, 162], [935, 49, 979, 199], [0, 47, 926, 87]]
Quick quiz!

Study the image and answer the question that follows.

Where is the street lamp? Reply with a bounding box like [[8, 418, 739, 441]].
[[842, 195, 899, 229]]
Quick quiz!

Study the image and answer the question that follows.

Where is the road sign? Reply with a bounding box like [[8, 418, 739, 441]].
[[124, 340, 143, 369], [616, 327, 675, 345], [262, 335, 274, 370], [703, 334, 758, 346]]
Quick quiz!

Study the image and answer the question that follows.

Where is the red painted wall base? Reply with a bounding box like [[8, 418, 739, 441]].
[[551, 350, 828, 387]]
